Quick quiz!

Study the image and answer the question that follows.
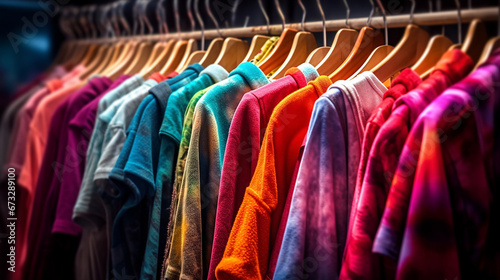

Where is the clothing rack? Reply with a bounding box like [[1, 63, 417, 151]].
[[79, 7, 499, 43]]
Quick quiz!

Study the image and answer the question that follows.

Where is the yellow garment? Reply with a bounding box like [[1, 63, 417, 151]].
[[250, 37, 279, 65]]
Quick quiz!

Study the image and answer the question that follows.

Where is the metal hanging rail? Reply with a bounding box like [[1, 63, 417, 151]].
[[80, 7, 498, 43]]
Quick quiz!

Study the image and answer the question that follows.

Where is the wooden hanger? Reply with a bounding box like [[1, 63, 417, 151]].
[[214, 38, 249, 72], [243, 35, 271, 62], [123, 40, 154, 76], [174, 39, 199, 73], [348, 45, 395, 80], [140, 39, 177, 78], [105, 39, 141, 80], [370, 24, 429, 83], [306, 46, 330, 67], [143, 41, 168, 71], [79, 43, 100, 67], [329, 27, 384, 81], [178, 50, 207, 72], [64, 41, 90, 69], [199, 38, 225, 68], [411, 35, 453, 75], [270, 31, 317, 79], [474, 36, 500, 70], [101, 40, 136, 76], [160, 40, 190, 76], [315, 29, 358, 75], [257, 28, 299, 75], [79, 44, 110, 80], [461, 19, 488, 64]]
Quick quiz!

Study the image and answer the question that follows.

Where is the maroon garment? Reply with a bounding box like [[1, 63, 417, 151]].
[[23, 76, 114, 280], [340, 50, 473, 280], [208, 67, 316, 280]]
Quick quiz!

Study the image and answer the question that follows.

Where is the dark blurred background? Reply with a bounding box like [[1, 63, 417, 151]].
[[0, 0, 499, 106]]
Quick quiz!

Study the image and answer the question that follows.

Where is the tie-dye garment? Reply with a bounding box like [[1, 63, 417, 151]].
[[373, 51, 500, 279], [273, 72, 386, 280], [340, 50, 473, 280], [164, 62, 269, 280], [216, 76, 332, 280], [209, 64, 319, 280], [341, 69, 422, 279], [162, 85, 215, 277]]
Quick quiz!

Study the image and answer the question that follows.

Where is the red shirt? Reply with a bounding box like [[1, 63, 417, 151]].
[[340, 50, 473, 280]]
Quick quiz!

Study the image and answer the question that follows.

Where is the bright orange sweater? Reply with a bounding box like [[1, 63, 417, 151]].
[[216, 76, 332, 280]]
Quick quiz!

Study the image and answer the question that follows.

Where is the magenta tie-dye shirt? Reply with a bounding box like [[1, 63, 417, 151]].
[[374, 51, 500, 279]]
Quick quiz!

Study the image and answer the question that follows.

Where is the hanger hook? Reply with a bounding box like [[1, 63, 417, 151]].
[[187, 0, 196, 32], [376, 0, 388, 45], [275, 0, 286, 31], [79, 6, 89, 39], [258, 0, 270, 34], [231, 0, 241, 28], [316, 0, 326, 46], [142, 0, 154, 36], [367, 0, 374, 27], [72, 6, 84, 39], [454, 0, 462, 44], [59, 8, 72, 39], [343, 0, 351, 28], [409, 0, 416, 24], [87, 5, 97, 39], [297, 0, 306, 31], [205, 0, 222, 37], [194, 0, 205, 50], [110, 3, 120, 38], [174, 0, 182, 38]]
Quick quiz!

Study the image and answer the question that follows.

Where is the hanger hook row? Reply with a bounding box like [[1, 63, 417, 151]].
[[194, 0, 205, 50]]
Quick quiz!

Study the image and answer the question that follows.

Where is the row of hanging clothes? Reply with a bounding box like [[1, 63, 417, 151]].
[[1, 0, 500, 279]]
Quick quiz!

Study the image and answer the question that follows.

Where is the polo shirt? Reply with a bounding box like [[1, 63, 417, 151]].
[[98, 64, 203, 280], [72, 74, 145, 280], [215, 76, 332, 280], [166, 62, 269, 280], [273, 72, 387, 280], [208, 63, 319, 280]]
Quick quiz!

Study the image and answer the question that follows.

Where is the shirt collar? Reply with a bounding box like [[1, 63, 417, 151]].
[[200, 64, 229, 83], [229, 62, 269, 90]]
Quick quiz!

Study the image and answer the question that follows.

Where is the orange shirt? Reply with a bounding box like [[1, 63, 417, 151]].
[[216, 76, 332, 280]]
